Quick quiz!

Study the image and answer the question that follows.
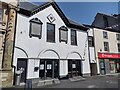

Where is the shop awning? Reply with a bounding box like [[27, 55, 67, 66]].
[[98, 52, 120, 59]]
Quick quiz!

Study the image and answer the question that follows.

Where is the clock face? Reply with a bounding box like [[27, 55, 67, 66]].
[[47, 14, 56, 23]]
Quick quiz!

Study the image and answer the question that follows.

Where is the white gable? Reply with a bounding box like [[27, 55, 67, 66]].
[[29, 5, 66, 28]]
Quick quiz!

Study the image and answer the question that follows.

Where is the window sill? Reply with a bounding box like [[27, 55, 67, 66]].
[[71, 44, 78, 46], [103, 38, 108, 39], [29, 35, 41, 39], [60, 40, 67, 44], [88, 46, 94, 47], [47, 41, 56, 43]]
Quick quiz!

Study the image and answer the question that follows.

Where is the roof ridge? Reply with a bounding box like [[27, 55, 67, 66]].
[[19, 0, 39, 6], [67, 17, 84, 26], [27, 0, 39, 6], [31, 2, 51, 12], [97, 12, 117, 19]]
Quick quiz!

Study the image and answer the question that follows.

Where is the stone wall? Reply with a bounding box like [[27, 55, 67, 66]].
[[0, 1, 18, 88], [0, 70, 13, 87]]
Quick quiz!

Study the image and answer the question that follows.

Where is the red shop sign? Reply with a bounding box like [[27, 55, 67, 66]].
[[98, 53, 120, 59]]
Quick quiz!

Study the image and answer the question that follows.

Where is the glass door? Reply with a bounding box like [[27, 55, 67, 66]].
[[68, 60, 82, 78], [54, 60, 59, 78], [39, 59, 59, 80], [99, 59, 106, 75], [109, 60, 116, 73], [46, 60, 52, 79], [39, 60, 45, 79]]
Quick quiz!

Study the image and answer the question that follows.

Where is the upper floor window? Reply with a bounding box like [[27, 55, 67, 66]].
[[88, 36, 94, 47], [118, 43, 120, 52], [29, 18, 43, 39], [103, 31, 108, 39], [59, 26, 68, 43], [116, 34, 120, 41], [0, 8, 2, 22], [71, 29, 77, 45], [104, 42, 109, 51], [47, 23, 55, 42]]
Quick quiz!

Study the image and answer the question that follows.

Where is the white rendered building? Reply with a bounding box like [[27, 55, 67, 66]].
[[13, 1, 91, 83]]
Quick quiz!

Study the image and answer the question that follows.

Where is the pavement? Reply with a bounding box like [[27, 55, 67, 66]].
[[40, 73, 119, 88], [10, 73, 119, 89]]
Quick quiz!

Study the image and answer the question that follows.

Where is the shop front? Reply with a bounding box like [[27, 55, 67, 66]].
[[98, 52, 120, 75], [39, 59, 59, 80], [68, 60, 82, 78]]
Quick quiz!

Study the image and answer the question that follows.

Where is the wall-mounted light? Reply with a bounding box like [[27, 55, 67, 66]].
[[34, 67, 39, 72], [100, 49, 102, 52]]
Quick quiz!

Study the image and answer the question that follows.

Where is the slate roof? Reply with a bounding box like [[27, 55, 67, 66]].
[[92, 13, 120, 33], [18, 1, 38, 11], [67, 18, 88, 30], [68, 18, 83, 27], [84, 24, 120, 33]]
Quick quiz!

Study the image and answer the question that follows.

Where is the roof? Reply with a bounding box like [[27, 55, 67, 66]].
[[97, 13, 118, 19], [67, 18, 88, 30], [18, 1, 38, 11], [68, 18, 84, 27], [84, 24, 120, 33], [18, 1, 88, 30], [18, 1, 38, 16], [92, 13, 120, 32]]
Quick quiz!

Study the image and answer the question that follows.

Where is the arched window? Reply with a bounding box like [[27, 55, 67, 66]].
[[59, 26, 68, 43], [29, 18, 43, 39]]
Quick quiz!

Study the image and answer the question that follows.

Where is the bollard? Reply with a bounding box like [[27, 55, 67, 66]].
[[24, 79, 32, 90], [15, 74, 21, 86], [15, 67, 24, 86]]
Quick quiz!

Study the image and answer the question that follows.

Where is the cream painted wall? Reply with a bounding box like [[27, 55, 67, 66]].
[[94, 28, 119, 54], [93, 28, 120, 74]]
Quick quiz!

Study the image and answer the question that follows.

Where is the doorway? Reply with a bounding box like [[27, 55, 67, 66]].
[[109, 59, 120, 73], [17, 58, 27, 82], [68, 60, 82, 78], [99, 59, 106, 75], [90, 63, 97, 76], [115, 59, 120, 73], [39, 59, 59, 80]]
